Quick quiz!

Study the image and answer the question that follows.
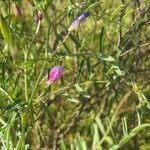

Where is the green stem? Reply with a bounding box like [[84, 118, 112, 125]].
[[24, 51, 28, 102], [51, 31, 71, 57], [29, 61, 46, 103]]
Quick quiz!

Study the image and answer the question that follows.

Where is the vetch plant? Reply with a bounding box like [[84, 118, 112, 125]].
[[0, 1, 149, 149], [47, 66, 64, 84]]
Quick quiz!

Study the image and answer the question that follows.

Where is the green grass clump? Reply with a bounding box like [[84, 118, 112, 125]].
[[0, 0, 150, 149]]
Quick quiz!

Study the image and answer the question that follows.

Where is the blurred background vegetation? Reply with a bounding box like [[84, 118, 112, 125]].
[[0, 0, 150, 149]]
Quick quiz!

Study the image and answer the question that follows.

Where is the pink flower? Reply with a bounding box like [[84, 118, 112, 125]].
[[47, 66, 64, 83]]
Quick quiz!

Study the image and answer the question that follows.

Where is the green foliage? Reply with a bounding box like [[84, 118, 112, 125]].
[[0, 14, 13, 48], [0, 0, 150, 149]]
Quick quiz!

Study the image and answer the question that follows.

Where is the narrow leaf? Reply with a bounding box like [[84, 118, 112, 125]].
[[0, 14, 13, 48], [60, 139, 67, 150], [74, 84, 83, 92], [91, 123, 100, 150], [77, 59, 85, 80], [99, 27, 104, 52], [75, 133, 87, 150], [110, 5, 125, 20], [122, 9, 134, 20], [102, 55, 115, 62]]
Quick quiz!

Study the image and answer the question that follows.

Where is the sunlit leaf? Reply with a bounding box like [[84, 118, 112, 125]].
[[110, 5, 125, 20], [0, 14, 13, 48]]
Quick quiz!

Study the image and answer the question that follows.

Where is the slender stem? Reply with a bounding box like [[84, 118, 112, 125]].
[[117, 0, 125, 48], [0, 87, 13, 102], [29, 61, 46, 103], [120, 43, 149, 57], [34, 80, 108, 104], [51, 31, 71, 56], [24, 51, 28, 102], [35, 20, 41, 34]]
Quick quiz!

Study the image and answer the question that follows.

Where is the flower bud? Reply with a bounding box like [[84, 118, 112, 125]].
[[37, 10, 43, 21], [68, 12, 90, 32], [48, 66, 64, 83]]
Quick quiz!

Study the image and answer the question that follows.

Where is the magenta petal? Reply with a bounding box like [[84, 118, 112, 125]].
[[48, 66, 64, 83]]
